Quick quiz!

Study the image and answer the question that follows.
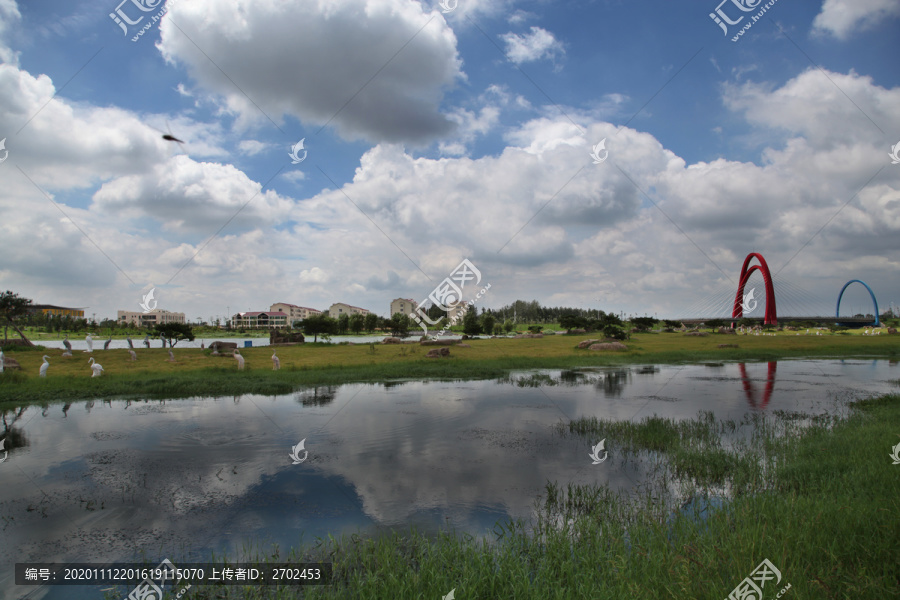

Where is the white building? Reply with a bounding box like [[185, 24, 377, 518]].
[[390, 298, 418, 318], [232, 311, 288, 329], [118, 309, 186, 327], [328, 302, 370, 319], [270, 303, 322, 325]]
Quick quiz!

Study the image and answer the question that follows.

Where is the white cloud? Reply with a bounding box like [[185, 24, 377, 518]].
[[500, 26, 564, 65], [812, 0, 900, 39], [157, 0, 464, 144], [238, 140, 269, 156]]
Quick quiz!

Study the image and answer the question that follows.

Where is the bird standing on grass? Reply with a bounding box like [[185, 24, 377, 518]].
[[272, 350, 280, 370], [62, 348, 72, 357], [88, 357, 104, 377], [0, 349, 4, 373], [40, 355, 50, 377], [63, 334, 72, 352], [143, 334, 150, 349], [85, 334, 93, 353], [104, 335, 112, 350], [167, 350, 175, 362], [234, 350, 245, 371], [126, 335, 134, 349], [128, 350, 137, 361]]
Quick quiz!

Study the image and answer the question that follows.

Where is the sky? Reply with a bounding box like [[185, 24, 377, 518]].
[[0, 0, 898, 324]]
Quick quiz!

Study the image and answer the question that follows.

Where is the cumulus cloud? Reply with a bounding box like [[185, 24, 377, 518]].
[[157, 0, 463, 144], [812, 0, 900, 39], [500, 26, 564, 65]]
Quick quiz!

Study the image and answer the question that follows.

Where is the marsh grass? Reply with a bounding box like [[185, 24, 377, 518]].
[[100, 394, 899, 599]]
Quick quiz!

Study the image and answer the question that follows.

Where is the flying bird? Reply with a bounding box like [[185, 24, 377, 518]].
[[63, 334, 72, 351], [104, 335, 112, 350], [88, 357, 104, 377], [272, 350, 280, 370], [40, 355, 50, 377], [234, 350, 245, 371], [84, 334, 93, 353]]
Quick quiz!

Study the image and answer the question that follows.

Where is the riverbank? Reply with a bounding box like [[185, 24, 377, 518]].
[[1, 332, 897, 406], [100, 392, 900, 599]]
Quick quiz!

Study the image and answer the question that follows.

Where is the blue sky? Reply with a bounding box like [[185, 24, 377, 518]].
[[0, 0, 898, 323]]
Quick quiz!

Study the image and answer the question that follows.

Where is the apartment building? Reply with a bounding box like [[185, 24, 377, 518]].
[[232, 311, 288, 329], [118, 309, 186, 327], [269, 303, 322, 325], [390, 298, 418, 318], [328, 303, 370, 319]]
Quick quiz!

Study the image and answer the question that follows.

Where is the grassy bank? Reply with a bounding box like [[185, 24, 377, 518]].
[[2, 331, 897, 407], [102, 393, 900, 599]]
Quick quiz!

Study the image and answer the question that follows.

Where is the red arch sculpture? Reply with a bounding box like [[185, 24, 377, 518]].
[[732, 252, 777, 326]]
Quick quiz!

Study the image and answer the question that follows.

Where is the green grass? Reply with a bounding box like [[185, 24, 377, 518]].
[[99, 393, 900, 599], [2, 331, 898, 407]]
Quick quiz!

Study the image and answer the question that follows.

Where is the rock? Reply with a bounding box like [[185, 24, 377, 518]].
[[889, 328, 897, 334], [717, 327, 736, 334], [589, 342, 627, 351], [382, 337, 402, 344], [577, 339, 601, 349], [717, 344, 739, 348], [685, 332, 708, 337], [426, 347, 451, 358], [209, 341, 238, 352], [2, 357, 21, 371]]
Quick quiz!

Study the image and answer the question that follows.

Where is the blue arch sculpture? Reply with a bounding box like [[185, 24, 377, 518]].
[[836, 280, 879, 326]]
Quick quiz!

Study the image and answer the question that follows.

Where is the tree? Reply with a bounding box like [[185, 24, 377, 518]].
[[704, 319, 726, 330], [663, 320, 681, 329], [462, 308, 481, 335], [337, 313, 349, 334], [153, 323, 195, 347], [630, 316, 656, 331], [603, 324, 628, 340], [301, 314, 337, 342], [389, 313, 410, 337], [481, 314, 496, 336], [503, 319, 514, 334], [559, 314, 587, 332], [364, 312, 378, 332], [0, 290, 34, 345], [349, 313, 365, 334]]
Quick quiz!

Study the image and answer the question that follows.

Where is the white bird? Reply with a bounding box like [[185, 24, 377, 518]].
[[126, 335, 134, 349], [128, 350, 137, 361], [88, 357, 104, 377], [0, 349, 4, 373], [167, 350, 175, 362], [104, 335, 112, 350], [234, 350, 245, 370], [272, 350, 280, 370], [85, 334, 93, 353], [143, 334, 150, 349], [40, 355, 50, 377], [63, 334, 72, 352]]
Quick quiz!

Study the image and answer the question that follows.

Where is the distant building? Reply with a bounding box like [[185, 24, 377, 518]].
[[448, 303, 469, 322], [328, 303, 370, 319], [232, 311, 288, 329], [270, 303, 322, 325], [27, 304, 86, 318], [118, 309, 186, 327], [390, 298, 418, 318]]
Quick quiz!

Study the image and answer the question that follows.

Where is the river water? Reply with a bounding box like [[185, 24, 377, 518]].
[[0, 359, 896, 599]]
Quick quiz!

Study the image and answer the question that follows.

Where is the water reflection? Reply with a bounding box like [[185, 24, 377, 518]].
[[295, 386, 338, 406], [738, 362, 777, 410], [594, 369, 631, 397]]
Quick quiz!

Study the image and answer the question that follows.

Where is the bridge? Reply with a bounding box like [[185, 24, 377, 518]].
[[671, 253, 884, 328]]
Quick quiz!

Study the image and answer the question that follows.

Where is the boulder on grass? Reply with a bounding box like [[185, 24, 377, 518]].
[[576, 339, 600, 349], [1, 357, 21, 371], [589, 342, 627, 351], [209, 341, 238, 352], [426, 347, 451, 358], [889, 328, 897, 334], [382, 337, 402, 344]]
